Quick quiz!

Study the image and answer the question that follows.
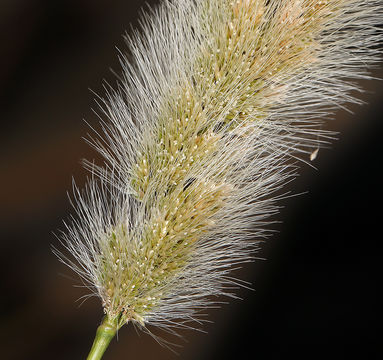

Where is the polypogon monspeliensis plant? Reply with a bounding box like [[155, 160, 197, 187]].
[[54, 1, 383, 359]]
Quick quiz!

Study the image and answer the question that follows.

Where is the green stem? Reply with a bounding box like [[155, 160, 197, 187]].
[[86, 315, 118, 360]]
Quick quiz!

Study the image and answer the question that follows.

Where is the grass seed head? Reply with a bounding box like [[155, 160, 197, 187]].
[[57, 0, 383, 336]]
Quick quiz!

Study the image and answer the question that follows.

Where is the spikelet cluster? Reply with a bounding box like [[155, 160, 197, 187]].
[[57, 0, 383, 336]]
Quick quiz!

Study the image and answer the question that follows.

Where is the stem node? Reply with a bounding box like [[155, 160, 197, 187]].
[[86, 315, 118, 360]]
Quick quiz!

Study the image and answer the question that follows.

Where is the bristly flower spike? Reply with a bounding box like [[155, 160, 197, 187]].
[[55, 1, 383, 359]]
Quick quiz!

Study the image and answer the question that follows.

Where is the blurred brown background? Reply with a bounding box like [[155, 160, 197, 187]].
[[1, 1, 382, 359]]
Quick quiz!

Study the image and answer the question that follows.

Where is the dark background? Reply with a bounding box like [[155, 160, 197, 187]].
[[1, 1, 382, 359]]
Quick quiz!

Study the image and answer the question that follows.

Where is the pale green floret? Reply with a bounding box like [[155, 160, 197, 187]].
[[101, 178, 231, 324]]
